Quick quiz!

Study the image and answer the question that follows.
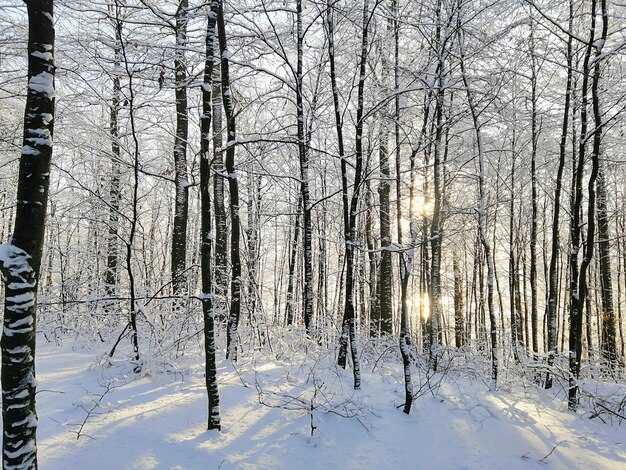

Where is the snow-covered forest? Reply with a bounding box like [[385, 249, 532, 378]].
[[1, 0, 626, 468]]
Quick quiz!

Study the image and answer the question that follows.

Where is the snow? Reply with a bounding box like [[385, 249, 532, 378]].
[[31, 51, 53, 61], [26, 136, 53, 147], [21, 338, 626, 469], [40, 113, 53, 125], [0, 244, 34, 283], [21, 145, 40, 156], [4, 439, 35, 459], [28, 71, 55, 97]]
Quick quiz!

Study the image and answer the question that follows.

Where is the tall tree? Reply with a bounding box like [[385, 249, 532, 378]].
[[296, 0, 314, 335], [528, 21, 540, 361], [374, 1, 394, 337], [105, 7, 122, 298], [426, 0, 450, 367], [171, 0, 190, 294], [546, 0, 573, 389], [218, 0, 242, 361], [212, 35, 228, 320], [569, 0, 600, 410], [593, 0, 617, 371], [453, 251, 464, 348], [199, 0, 221, 431], [331, 0, 374, 390], [0, 1, 55, 467], [458, 12, 498, 388]]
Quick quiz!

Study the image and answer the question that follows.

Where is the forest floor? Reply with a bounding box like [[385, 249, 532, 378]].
[[29, 334, 626, 469]]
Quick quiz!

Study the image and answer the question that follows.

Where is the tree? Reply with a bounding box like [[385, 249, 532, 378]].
[[171, 0, 190, 295], [546, 0, 573, 390], [374, 1, 394, 338], [0, 1, 55, 467], [218, 0, 242, 361], [296, 0, 314, 336], [458, 7, 498, 388], [593, 0, 617, 372], [569, 0, 601, 410], [199, 0, 221, 431], [104, 5, 122, 298]]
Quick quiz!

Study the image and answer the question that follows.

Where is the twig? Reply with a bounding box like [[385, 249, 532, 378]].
[[540, 440, 566, 463]]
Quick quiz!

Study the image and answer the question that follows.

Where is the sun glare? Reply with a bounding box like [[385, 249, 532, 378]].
[[411, 194, 434, 217], [412, 293, 430, 321]]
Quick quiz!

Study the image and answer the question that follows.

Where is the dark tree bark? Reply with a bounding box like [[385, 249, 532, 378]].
[[529, 23, 540, 361], [218, 0, 242, 362], [285, 194, 302, 326], [366, 180, 378, 337], [104, 2, 141, 365], [546, 0, 573, 389], [374, 4, 394, 337], [329, 0, 371, 390], [296, 0, 314, 335], [459, 21, 498, 388], [453, 251, 464, 348], [569, 0, 599, 410], [212, 39, 228, 320], [426, 0, 452, 367], [199, 0, 221, 431], [105, 12, 122, 297], [593, 0, 617, 371], [245, 171, 262, 320], [0, 1, 55, 467], [171, 0, 190, 295], [509, 127, 520, 361]]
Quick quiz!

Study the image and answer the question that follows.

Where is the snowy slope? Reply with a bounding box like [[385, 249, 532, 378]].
[[29, 339, 626, 470]]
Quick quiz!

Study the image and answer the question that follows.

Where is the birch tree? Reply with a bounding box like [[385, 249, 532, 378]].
[[0, 0, 55, 467], [199, 0, 221, 431]]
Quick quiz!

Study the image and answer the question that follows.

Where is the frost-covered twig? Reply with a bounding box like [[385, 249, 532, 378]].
[[72, 381, 117, 440]]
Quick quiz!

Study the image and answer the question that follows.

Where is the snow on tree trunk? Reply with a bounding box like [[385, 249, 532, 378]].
[[171, 0, 190, 295], [569, 0, 598, 410], [593, 0, 617, 372], [218, 0, 242, 362], [296, 0, 314, 336], [546, 1, 573, 389], [458, 21, 498, 389], [199, 0, 221, 431], [105, 12, 122, 298], [212, 39, 228, 321], [1, 1, 55, 467]]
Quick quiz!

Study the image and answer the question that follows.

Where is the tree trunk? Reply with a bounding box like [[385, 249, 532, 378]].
[[212, 34, 228, 322], [454, 251, 464, 348], [529, 23, 539, 361], [459, 24, 498, 388], [0, 1, 55, 467], [285, 194, 302, 326], [296, 0, 314, 335], [331, 0, 371, 391], [569, 0, 599, 410], [546, 0, 573, 389], [218, 0, 242, 362], [171, 0, 190, 294], [199, 0, 221, 430], [594, 1, 616, 371], [377, 123, 393, 337], [105, 13, 122, 298]]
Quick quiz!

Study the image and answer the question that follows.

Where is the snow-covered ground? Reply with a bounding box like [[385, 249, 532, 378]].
[[28, 337, 626, 469]]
